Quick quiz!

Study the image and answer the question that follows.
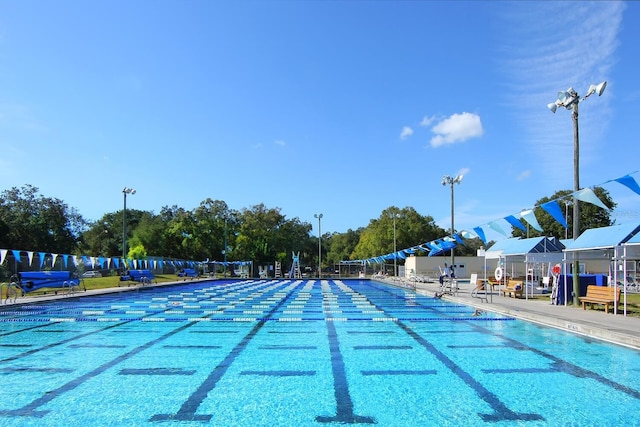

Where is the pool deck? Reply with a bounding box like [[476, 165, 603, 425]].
[[3, 276, 640, 351]]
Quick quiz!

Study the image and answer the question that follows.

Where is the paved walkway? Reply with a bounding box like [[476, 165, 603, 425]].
[[378, 277, 640, 351], [3, 277, 640, 351]]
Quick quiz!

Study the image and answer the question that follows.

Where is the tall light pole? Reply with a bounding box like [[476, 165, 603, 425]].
[[314, 213, 323, 279], [122, 187, 136, 268], [441, 174, 463, 271], [548, 81, 606, 305], [393, 213, 397, 277], [223, 217, 228, 277]]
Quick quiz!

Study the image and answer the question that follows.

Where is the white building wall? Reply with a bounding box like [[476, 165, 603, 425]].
[[403, 256, 493, 279]]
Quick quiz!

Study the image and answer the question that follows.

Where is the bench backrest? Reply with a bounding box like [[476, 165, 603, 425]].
[[586, 285, 620, 301], [127, 270, 155, 281], [16, 271, 78, 293], [507, 280, 523, 289], [179, 268, 198, 277]]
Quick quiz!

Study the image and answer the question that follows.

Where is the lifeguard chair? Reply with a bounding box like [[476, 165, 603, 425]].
[[289, 251, 302, 279]]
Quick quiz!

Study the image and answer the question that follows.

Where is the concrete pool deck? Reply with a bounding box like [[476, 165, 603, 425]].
[[3, 276, 640, 351]]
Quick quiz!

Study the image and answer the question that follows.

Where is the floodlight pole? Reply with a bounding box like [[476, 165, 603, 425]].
[[548, 81, 606, 306], [392, 213, 397, 277], [314, 213, 323, 279], [122, 187, 136, 267], [571, 103, 581, 306], [223, 217, 227, 277], [442, 175, 463, 271]]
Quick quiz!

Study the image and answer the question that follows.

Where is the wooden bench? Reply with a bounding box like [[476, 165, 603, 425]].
[[579, 285, 621, 314], [501, 280, 524, 298]]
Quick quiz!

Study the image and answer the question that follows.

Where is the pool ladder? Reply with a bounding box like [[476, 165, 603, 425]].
[[1, 276, 21, 304]]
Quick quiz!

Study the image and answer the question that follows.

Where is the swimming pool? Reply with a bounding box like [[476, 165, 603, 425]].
[[0, 278, 639, 426]]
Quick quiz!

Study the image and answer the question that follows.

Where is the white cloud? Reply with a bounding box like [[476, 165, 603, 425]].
[[420, 115, 436, 127], [400, 126, 413, 140], [274, 139, 285, 146], [517, 170, 531, 181], [429, 112, 483, 148], [498, 2, 623, 186], [458, 167, 471, 178]]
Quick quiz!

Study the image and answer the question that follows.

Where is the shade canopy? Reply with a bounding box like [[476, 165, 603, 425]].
[[564, 223, 640, 252]]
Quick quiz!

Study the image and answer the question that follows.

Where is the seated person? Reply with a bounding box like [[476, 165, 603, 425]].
[[439, 263, 452, 284]]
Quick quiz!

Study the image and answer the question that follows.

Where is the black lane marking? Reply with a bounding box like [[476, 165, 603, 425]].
[[462, 318, 640, 402], [0, 322, 130, 364], [353, 345, 411, 350], [119, 368, 196, 376], [315, 283, 376, 425], [259, 345, 317, 350], [0, 324, 47, 337], [353, 281, 544, 423], [0, 367, 74, 373], [162, 345, 222, 349], [240, 370, 315, 377], [0, 320, 197, 418], [68, 344, 126, 349], [447, 344, 509, 349], [361, 370, 437, 376], [150, 281, 304, 422], [483, 368, 556, 374], [0, 282, 267, 418]]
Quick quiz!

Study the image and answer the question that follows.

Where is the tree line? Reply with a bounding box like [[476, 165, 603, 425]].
[[0, 184, 616, 274]]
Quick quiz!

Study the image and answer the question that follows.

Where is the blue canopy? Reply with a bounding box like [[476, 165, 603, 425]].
[[564, 223, 640, 251]]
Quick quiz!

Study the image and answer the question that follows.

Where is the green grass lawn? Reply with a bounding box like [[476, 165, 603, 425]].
[[79, 274, 183, 290], [1, 274, 206, 299], [525, 292, 640, 316]]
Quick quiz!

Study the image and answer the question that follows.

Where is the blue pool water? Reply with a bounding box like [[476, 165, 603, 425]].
[[0, 278, 639, 426]]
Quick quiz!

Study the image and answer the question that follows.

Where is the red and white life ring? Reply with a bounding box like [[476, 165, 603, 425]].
[[552, 264, 561, 276], [494, 267, 503, 281]]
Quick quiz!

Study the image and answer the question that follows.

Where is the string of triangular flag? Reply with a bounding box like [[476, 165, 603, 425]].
[[0, 248, 251, 271], [357, 171, 640, 264]]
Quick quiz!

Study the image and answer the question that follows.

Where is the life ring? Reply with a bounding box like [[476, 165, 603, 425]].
[[552, 264, 561, 276], [494, 267, 503, 281]]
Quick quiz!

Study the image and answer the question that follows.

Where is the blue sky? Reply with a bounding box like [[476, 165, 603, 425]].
[[1, 1, 639, 242]]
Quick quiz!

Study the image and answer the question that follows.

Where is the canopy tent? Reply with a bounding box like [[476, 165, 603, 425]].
[[562, 223, 640, 314]]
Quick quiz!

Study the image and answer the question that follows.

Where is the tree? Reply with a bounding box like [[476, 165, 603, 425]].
[[351, 207, 447, 260], [234, 204, 313, 269], [127, 212, 166, 258], [128, 243, 147, 260], [512, 187, 616, 239], [0, 185, 86, 253], [325, 229, 361, 267], [80, 209, 149, 257]]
